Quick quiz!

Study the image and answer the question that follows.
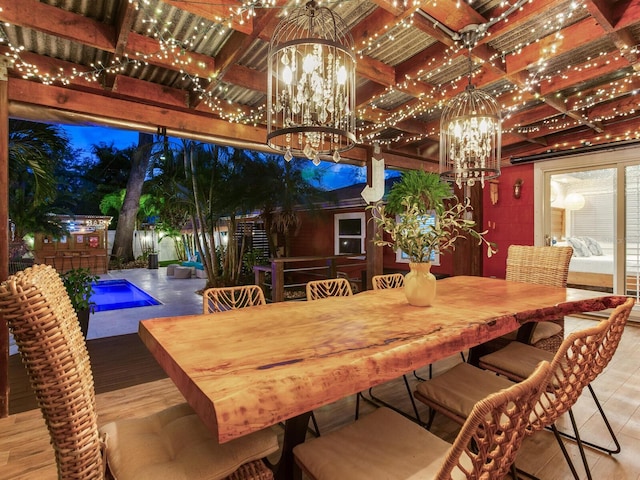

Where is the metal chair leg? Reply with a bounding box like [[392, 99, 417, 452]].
[[365, 374, 422, 423], [551, 384, 621, 455]]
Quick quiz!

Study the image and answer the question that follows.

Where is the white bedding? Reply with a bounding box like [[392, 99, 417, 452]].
[[569, 254, 614, 275]]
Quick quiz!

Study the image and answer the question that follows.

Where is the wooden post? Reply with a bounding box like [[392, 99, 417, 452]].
[[365, 146, 383, 290], [1, 55, 13, 418], [453, 183, 483, 277], [272, 260, 285, 303]]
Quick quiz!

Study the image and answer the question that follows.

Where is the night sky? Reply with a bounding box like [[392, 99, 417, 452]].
[[60, 124, 372, 191]]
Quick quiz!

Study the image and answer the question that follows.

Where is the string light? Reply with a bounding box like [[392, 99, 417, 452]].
[[0, 0, 638, 150]]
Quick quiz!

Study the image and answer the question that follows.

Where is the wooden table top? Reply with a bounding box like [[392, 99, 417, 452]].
[[139, 276, 626, 443]]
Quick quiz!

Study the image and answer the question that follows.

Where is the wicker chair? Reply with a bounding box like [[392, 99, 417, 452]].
[[0, 265, 278, 480], [293, 361, 551, 480], [414, 298, 635, 480], [305, 277, 353, 300], [371, 273, 405, 290], [204, 285, 266, 313], [468, 245, 573, 364]]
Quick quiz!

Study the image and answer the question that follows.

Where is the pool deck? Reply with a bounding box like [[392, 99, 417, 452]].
[[9, 266, 207, 354]]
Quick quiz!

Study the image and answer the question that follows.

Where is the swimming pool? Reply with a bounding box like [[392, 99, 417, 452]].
[[91, 279, 161, 312]]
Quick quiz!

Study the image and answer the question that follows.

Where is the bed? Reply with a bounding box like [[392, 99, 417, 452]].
[[563, 237, 640, 291]]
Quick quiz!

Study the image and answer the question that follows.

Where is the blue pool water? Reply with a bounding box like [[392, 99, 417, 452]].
[[91, 280, 161, 312]]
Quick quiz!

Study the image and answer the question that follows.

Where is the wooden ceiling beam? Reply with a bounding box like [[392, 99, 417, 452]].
[[506, 17, 606, 75], [125, 32, 215, 80], [539, 52, 630, 96], [7, 77, 369, 164], [0, 0, 114, 52], [161, 0, 253, 35], [111, 75, 188, 108], [583, 0, 640, 31], [104, 0, 138, 90], [502, 115, 640, 159]]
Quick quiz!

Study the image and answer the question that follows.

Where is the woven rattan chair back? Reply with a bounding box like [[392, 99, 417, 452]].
[[203, 285, 266, 313], [0, 264, 104, 479], [590, 297, 634, 380], [306, 278, 353, 301], [438, 361, 551, 479], [371, 273, 404, 290], [514, 298, 633, 432], [505, 245, 572, 287], [506, 245, 573, 351]]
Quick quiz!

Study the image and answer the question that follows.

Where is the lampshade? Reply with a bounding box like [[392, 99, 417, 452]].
[[267, 1, 356, 165], [564, 192, 585, 211], [439, 27, 501, 188]]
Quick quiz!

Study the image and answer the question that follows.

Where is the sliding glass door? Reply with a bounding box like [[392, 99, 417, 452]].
[[625, 166, 640, 298], [536, 145, 640, 318]]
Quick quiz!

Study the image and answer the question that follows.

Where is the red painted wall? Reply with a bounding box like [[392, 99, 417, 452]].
[[288, 163, 536, 281], [482, 163, 535, 279]]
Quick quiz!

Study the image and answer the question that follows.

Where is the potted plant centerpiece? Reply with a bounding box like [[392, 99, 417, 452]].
[[369, 170, 496, 306], [62, 267, 99, 338]]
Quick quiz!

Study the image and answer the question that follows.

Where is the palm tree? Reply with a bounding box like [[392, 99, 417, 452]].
[[8, 120, 70, 247]]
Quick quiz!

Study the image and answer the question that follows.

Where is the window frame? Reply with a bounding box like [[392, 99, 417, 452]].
[[334, 212, 366, 255]]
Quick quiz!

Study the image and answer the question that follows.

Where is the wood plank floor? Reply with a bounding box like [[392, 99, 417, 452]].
[[2, 317, 639, 480], [8, 333, 168, 414]]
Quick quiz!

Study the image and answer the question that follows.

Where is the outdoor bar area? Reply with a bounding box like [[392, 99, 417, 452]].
[[33, 215, 112, 274]]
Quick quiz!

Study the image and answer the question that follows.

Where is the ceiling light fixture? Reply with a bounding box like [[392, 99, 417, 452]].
[[267, 1, 356, 165], [439, 25, 502, 188]]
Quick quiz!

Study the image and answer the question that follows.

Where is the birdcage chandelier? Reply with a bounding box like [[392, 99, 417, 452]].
[[267, 1, 356, 165], [440, 27, 501, 188]]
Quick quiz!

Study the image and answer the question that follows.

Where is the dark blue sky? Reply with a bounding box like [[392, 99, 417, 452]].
[[61, 124, 370, 190]]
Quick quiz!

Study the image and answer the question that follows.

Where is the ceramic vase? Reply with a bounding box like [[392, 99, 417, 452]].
[[404, 262, 436, 306]]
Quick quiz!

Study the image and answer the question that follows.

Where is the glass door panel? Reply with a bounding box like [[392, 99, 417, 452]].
[[625, 166, 640, 299], [549, 168, 616, 293]]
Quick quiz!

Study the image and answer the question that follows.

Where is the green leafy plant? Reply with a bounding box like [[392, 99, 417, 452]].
[[369, 171, 497, 263], [62, 268, 99, 313]]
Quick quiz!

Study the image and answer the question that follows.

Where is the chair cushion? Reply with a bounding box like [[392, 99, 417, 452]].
[[530, 321, 563, 345], [480, 341, 554, 381], [293, 407, 452, 480], [100, 403, 278, 480], [414, 363, 514, 419]]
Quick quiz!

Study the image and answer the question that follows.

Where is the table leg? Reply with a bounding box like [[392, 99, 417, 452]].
[[268, 411, 311, 480]]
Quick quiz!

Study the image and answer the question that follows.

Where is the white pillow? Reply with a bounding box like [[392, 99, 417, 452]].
[[580, 236, 603, 256], [567, 237, 591, 257]]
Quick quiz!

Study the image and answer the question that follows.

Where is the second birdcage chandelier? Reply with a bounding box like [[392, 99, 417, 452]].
[[440, 27, 501, 188]]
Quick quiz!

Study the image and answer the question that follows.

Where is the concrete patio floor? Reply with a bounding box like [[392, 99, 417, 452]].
[[9, 266, 207, 355]]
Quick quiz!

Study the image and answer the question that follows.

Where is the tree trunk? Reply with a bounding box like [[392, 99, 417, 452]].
[[112, 133, 153, 263]]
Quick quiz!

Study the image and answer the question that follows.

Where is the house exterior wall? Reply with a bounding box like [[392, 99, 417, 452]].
[[287, 163, 536, 282]]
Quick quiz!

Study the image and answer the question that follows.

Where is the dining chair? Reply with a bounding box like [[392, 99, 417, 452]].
[[293, 361, 551, 480], [203, 284, 266, 313], [0, 264, 279, 480], [371, 273, 405, 290], [305, 277, 353, 300], [414, 297, 634, 480], [467, 244, 573, 365]]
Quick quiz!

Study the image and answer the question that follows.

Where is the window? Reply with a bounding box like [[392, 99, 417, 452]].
[[334, 213, 365, 255], [395, 212, 441, 266]]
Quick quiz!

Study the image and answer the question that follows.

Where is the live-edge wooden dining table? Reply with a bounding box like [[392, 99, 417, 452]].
[[138, 276, 627, 480]]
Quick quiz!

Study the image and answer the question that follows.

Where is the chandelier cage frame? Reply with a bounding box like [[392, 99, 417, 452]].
[[439, 28, 502, 188], [267, 1, 357, 164]]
